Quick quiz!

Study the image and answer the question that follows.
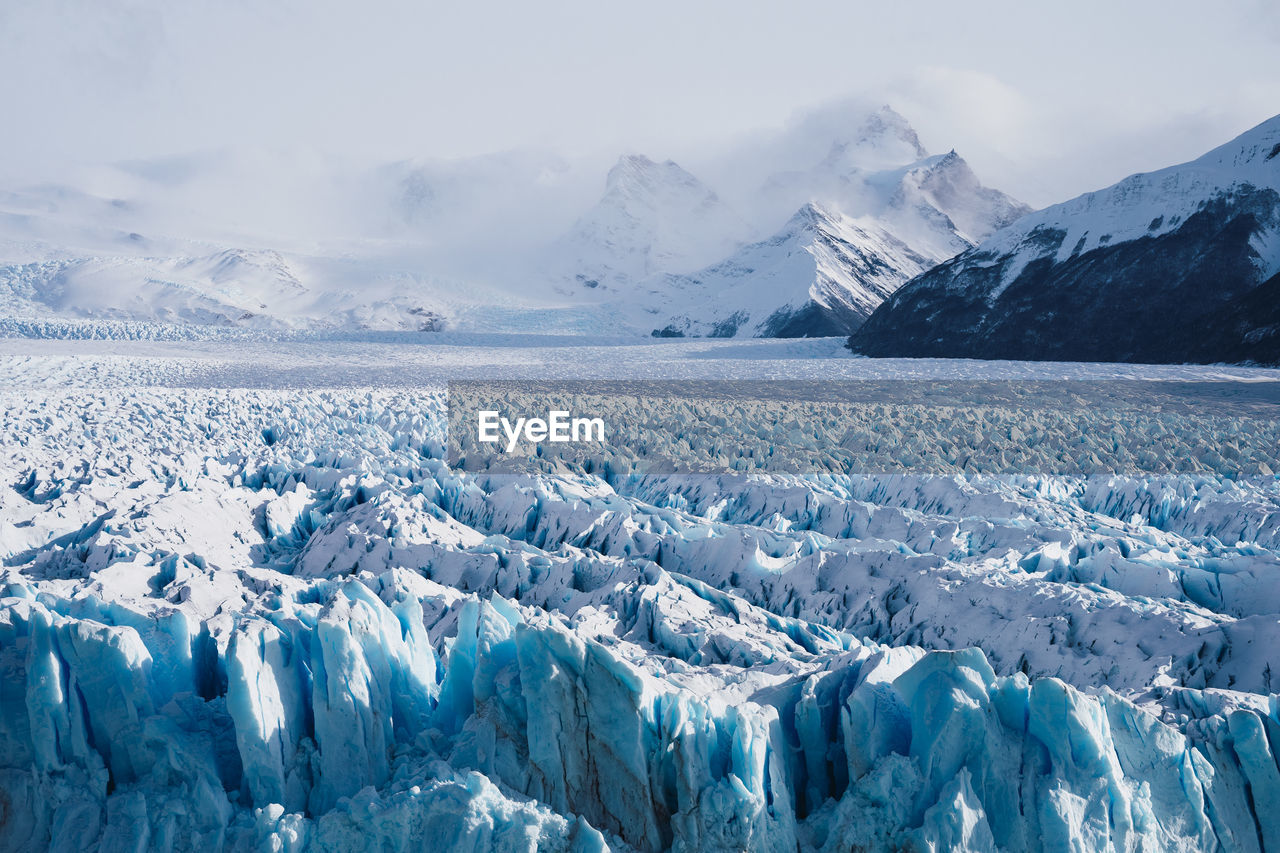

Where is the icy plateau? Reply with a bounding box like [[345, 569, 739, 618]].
[[2, 337, 1280, 852]]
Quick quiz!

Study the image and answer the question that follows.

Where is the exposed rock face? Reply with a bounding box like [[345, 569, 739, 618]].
[[555, 106, 1028, 338], [648, 203, 932, 339], [851, 116, 1280, 364]]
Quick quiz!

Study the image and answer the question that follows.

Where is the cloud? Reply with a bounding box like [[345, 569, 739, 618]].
[[886, 68, 1037, 154], [0, 0, 1276, 209], [856, 65, 1276, 208]]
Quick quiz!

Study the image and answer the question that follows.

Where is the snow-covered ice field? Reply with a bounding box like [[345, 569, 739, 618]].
[[6, 334, 1280, 386], [4, 335, 1280, 851]]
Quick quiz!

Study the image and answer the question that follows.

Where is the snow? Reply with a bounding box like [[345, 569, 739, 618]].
[[980, 114, 1280, 279], [549, 155, 753, 289], [618, 203, 932, 338], [2, 338, 1280, 851]]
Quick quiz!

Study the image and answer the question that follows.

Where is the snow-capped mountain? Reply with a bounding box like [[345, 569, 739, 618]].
[[821, 103, 931, 171], [554, 107, 1029, 337], [751, 104, 932, 212], [878, 149, 1032, 260], [549, 154, 751, 291], [0, 246, 463, 332], [752, 108, 1029, 258], [642, 203, 932, 338], [851, 114, 1280, 364], [0, 249, 302, 328], [0, 105, 1029, 338], [0, 150, 584, 334]]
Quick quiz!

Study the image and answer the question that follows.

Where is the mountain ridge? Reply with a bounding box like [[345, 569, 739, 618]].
[[563, 109, 1028, 338], [849, 114, 1280, 364], [641, 202, 932, 338], [0, 105, 1029, 337]]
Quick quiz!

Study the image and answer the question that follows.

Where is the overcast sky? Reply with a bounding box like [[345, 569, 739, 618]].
[[1, 0, 1277, 206]]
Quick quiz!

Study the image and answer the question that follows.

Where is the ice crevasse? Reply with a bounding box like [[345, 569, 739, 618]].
[[3, 387, 1280, 851], [2, 575, 1278, 852]]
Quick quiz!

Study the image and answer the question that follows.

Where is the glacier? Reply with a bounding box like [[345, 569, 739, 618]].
[[2, 338, 1280, 851]]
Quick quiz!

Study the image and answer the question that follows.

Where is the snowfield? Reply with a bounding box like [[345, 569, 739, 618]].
[[3, 336, 1280, 852]]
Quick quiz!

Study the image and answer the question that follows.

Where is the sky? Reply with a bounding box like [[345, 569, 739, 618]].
[[0, 0, 1277, 206]]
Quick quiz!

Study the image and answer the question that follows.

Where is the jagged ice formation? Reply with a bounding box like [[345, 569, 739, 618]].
[[2, 362, 1280, 851]]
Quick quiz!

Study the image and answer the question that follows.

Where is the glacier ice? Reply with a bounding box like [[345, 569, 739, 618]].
[[2, 374, 1280, 851]]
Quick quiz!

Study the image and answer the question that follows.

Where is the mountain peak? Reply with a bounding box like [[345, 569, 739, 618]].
[[881, 148, 1031, 253], [556, 154, 747, 286], [909, 149, 974, 182], [605, 154, 696, 192], [861, 105, 929, 159], [819, 105, 930, 175], [852, 113, 1280, 365], [788, 201, 837, 227]]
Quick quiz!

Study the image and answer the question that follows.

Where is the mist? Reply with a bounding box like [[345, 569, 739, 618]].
[[1, 0, 1277, 210]]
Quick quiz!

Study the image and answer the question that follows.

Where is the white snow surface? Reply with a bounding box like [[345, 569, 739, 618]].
[[2, 337, 1280, 852], [977, 114, 1280, 277], [613, 204, 933, 338]]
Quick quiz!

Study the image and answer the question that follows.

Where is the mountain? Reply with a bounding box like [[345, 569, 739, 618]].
[[877, 150, 1032, 260], [643, 203, 932, 338], [791, 102, 930, 175], [561, 108, 1029, 338], [849, 114, 1280, 364], [0, 150, 582, 334], [549, 154, 751, 291], [0, 250, 460, 331], [0, 249, 300, 327], [0, 106, 1029, 338], [752, 107, 1029, 259]]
